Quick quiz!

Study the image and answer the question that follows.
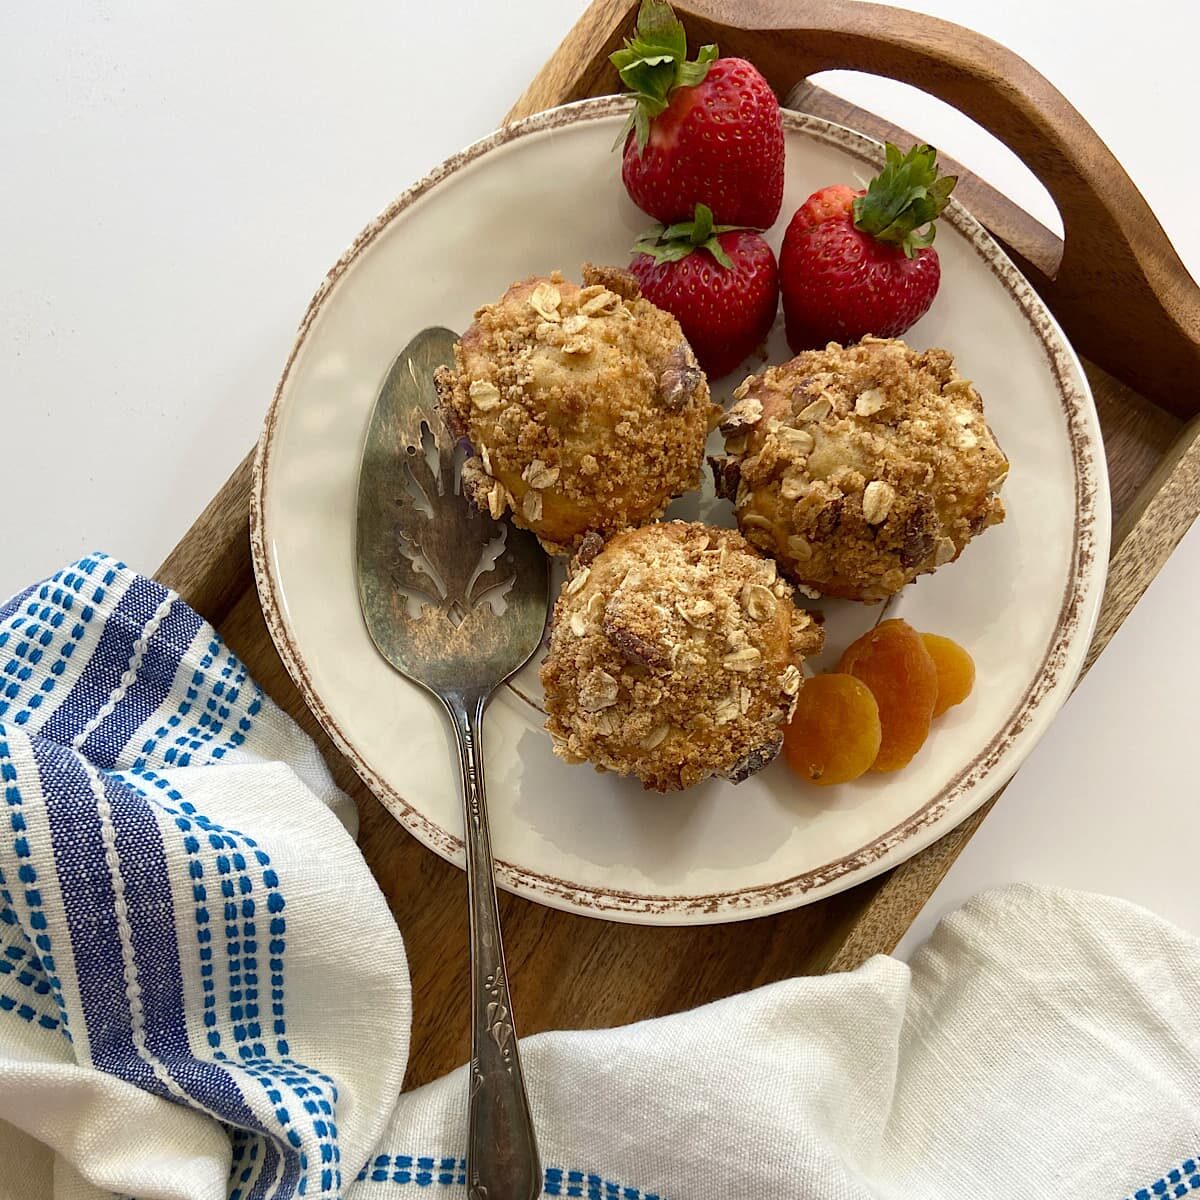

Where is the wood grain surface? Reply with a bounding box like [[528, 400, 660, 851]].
[[156, 450, 254, 626], [157, 0, 1200, 1088]]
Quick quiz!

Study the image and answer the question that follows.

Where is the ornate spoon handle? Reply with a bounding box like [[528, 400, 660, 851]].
[[446, 689, 541, 1200]]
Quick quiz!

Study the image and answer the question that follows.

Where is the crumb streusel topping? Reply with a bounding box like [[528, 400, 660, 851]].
[[540, 521, 824, 792], [712, 337, 1008, 601], [436, 266, 717, 555]]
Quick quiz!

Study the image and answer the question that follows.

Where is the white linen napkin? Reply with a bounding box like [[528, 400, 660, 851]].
[[2, 556, 1197, 1200]]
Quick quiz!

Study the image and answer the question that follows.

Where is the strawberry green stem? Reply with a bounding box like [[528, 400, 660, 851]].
[[632, 202, 743, 269], [610, 0, 718, 150], [852, 143, 958, 258]]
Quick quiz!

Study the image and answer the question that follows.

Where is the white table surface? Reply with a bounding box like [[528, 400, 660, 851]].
[[3, 0, 1198, 946]]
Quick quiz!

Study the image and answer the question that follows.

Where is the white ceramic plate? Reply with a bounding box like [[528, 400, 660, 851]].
[[252, 97, 1109, 925]]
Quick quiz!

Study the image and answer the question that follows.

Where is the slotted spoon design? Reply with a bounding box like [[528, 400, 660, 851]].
[[356, 327, 547, 1200]]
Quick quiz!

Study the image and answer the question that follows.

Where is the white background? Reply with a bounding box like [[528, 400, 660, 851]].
[[2, 1, 1198, 943]]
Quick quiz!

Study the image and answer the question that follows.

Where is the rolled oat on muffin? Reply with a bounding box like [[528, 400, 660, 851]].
[[711, 337, 1007, 602], [540, 521, 823, 792], [436, 266, 718, 555]]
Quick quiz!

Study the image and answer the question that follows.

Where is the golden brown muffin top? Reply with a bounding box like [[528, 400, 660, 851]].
[[437, 267, 716, 555], [541, 521, 824, 792], [715, 337, 1008, 601]]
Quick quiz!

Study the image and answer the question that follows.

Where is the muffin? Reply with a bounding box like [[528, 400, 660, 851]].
[[711, 337, 1008, 601], [540, 521, 824, 792], [436, 265, 717, 555]]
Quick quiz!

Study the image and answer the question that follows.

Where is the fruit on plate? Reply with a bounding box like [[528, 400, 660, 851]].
[[611, 0, 784, 229], [785, 626, 975, 785], [436, 265, 718, 556], [837, 619, 939, 772], [541, 521, 823, 792], [923, 632, 976, 717], [630, 203, 779, 379], [783, 673, 882, 786], [780, 143, 957, 351], [712, 337, 1008, 602]]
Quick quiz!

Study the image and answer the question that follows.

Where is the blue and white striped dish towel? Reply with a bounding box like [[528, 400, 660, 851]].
[[2, 555, 1198, 1200]]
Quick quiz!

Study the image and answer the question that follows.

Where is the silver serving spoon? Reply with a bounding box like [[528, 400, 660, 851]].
[[356, 327, 546, 1200]]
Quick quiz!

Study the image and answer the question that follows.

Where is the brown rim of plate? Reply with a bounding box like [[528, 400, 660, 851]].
[[250, 96, 1107, 923]]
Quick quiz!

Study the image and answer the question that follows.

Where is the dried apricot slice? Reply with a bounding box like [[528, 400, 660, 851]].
[[922, 633, 976, 717], [784, 674, 882, 786], [837, 619, 938, 772]]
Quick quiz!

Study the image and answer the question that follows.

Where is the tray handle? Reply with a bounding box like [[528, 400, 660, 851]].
[[635, 0, 1200, 418]]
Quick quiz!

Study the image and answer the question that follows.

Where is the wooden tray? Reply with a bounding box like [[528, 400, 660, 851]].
[[156, 0, 1200, 1089]]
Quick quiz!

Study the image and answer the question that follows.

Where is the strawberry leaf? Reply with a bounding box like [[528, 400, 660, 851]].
[[676, 43, 718, 88], [701, 236, 734, 269], [632, 238, 696, 264], [661, 202, 744, 241], [612, 110, 638, 152], [610, 0, 718, 151], [852, 142, 958, 258], [634, 0, 686, 60], [612, 46, 676, 107], [634, 105, 652, 151], [631, 202, 739, 269]]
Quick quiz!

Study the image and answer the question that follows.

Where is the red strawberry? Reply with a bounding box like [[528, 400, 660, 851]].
[[780, 143, 957, 351], [630, 203, 779, 379], [611, 1, 783, 229]]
